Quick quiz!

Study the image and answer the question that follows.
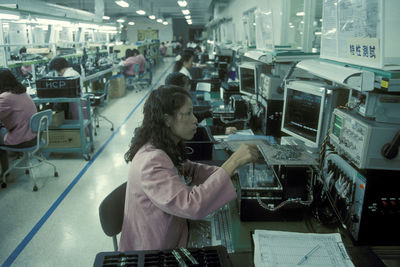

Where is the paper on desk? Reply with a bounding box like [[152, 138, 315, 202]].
[[253, 230, 354, 267]]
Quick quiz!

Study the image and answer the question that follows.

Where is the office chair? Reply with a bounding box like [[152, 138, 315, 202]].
[[125, 60, 152, 92], [89, 80, 114, 136], [0, 109, 58, 191], [99, 181, 127, 251]]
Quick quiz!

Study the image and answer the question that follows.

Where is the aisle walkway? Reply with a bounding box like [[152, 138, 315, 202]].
[[0, 57, 175, 266]]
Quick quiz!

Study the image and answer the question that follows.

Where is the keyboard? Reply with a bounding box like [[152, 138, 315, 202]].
[[210, 205, 234, 253]]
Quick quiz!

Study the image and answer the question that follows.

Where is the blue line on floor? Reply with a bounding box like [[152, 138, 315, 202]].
[[1, 62, 174, 267]]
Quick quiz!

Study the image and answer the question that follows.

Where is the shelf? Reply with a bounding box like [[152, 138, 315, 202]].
[[244, 49, 319, 64], [49, 119, 91, 129], [296, 59, 400, 92], [82, 66, 119, 82], [7, 59, 49, 68]]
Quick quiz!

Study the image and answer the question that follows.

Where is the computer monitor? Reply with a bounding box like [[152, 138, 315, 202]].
[[238, 62, 263, 97], [281, 80, 348, 148]]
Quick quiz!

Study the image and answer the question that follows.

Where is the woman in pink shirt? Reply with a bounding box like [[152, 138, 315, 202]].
[[119, 85, 258, 251], [0, 68, 37, 176], [122, 49, 146, 76]]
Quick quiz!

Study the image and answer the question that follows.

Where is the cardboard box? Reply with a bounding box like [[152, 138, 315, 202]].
[[45, 130, 81, 148], [109, 75, 126, 99], [49, 110, 65, 128]]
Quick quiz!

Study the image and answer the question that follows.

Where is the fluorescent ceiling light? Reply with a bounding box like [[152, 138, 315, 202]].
[[182, 9, 190, 15], [187, 20, 192, 25], [79, 23, 99, 29], [115, 0, 129, 8], [185, 15, 191, 19], [102, 16, 110, 20], [128, 21, 135, 25], [163, 21, 168, 25], [0, 13, 20, 20], [136, 10, 146, 15], [36, 18, 70, 26], [117, 18, 125, 23], [157, 18, 163, 23], [36, 25, 48, 30], [101, 25, 117, 31], [148, 15, 156, 20], [177, 1, 187, 7], [296, 12, 304, 16]]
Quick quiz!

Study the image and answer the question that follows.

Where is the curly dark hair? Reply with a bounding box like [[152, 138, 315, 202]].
[[124, 85, 191, 166], [0, 68, 26, 94]]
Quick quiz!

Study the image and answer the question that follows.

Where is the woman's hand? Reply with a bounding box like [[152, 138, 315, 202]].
[[225, 127, 237, 135], [221, 144, 259, 177]]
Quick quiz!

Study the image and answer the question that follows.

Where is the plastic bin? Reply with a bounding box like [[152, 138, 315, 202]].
[[186, 126, 214, 161], [36, 77, 80, 98]]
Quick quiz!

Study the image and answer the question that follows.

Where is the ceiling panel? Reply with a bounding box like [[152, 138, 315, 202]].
[[42, 0, 213, 26]]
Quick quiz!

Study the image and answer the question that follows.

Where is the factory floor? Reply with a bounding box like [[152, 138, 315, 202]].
[[0, 57, 175, 266]]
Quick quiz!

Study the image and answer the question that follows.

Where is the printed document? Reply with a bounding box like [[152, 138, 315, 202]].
[[253, 230, 354, 267]]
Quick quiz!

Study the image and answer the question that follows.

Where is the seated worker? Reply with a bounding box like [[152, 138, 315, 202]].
[[121, 49, 146, 77], [0, 68, 37, 177], [119, 85, 258, 251], [48, 57, 83, 121], [165, 72, 237, 135], [173, 49, 194, 79], [49, 57, 80, 78], [19, 47, 32, 77]]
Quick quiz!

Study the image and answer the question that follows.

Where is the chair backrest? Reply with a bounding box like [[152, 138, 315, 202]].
[[30, 109, 53, 134], [99, 182, 127, 247], [133, 63, 140, 75], [30, 109, 52, 149]]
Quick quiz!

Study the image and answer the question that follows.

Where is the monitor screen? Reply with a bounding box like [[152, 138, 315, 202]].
[[281, 81, 328, 148], [239, 62, 262, 96], [240, 67, 256, 95], [283, 88, 322, 143]]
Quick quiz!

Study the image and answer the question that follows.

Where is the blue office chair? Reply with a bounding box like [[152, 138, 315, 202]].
[[125, 60, 152, 92], [0, 109, 58, 191], [89, 80, 114, 136]]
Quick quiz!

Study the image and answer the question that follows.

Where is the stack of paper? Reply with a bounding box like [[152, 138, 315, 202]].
[[253, 230, 354, 267]]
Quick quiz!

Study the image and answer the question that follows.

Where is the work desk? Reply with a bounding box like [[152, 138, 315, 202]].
[[203, 148, 399, 267]]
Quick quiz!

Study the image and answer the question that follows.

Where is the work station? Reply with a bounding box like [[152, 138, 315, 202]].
[[0, 0, 399, 266]]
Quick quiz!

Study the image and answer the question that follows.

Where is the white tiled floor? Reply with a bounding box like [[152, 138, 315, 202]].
[[0, 57, 175, 266]]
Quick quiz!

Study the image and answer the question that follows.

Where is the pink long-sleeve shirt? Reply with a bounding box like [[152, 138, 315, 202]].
[[0, 92, 37, 145], [123, 54, 146, 76], [119, 143, 236, 251]]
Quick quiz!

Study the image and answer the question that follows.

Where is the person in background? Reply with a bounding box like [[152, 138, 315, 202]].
[[165, 72, 237, 135], [119, 85, 258, 251], [19, 47, 32, 77], [48, 57, 82, 121], [173, 49, 194, 79], [49, 57, 80, 78], [122, 49, 146, 77], [159, 42, 167, 57], [0, 68, 37, 177]]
